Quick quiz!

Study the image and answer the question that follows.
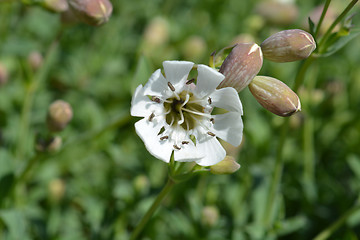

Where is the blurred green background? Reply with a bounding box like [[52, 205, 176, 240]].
[[0, 0, 360, 239]]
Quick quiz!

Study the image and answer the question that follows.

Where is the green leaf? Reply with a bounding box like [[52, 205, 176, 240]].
[[308, 17, 316, 37], [347, 155, 360, 179], [0, 209, 30, 240], [320, 29, 360, 57]]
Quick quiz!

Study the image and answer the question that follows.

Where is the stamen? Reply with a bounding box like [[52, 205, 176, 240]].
[[182, 107, 211, 118], [160, 136, 169, 140], [186, 78, 195, 85], [182, 141, 189, 145], [173, 144, 181, 150], [148, 113, 155, 122], [167, 82, 175, 91], [210, 118, 215, 124], [151, 96, 161, 103], [178, 108, 185, 125], [208, 97, 212, 104], [207, 131, 216, 137]]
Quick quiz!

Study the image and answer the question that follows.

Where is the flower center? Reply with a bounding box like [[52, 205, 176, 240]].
[[163, 91, 205, 130]]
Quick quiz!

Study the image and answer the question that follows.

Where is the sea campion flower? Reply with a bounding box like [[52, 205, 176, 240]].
[[131, 61, 243, 166]]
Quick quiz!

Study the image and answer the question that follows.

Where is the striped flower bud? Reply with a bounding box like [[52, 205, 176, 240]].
[[249, 76, 301, 117], [28, 51, 43, 71], [255, 1, 299, 26], [68, 0, 113, 26], [210, 156, 240, 175], [218, 43, 263, 92], [260, 29, 316, 62], [47, 100, 73, 132]]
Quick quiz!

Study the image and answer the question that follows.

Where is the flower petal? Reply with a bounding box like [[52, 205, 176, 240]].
[[195, 64, 225, 98], [131, 85, 164, 117], [174, 142, 205, 162], [210, 112, 243, 146], [143, 69, 170, 97], [135, 118, 173, 162], [195, 138, 226, 166], [163, 61, 194, 88], [210, 87, 243, 114]]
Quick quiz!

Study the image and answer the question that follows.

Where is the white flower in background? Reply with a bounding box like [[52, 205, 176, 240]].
[[131, 61, 243, 166]]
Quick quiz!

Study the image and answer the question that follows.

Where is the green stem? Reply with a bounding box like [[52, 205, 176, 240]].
[[318, 0, 358, 53], [263, 56, 315, 228], [313, 202, 360, 240], [130, 178, 175, 240], [314, 0, 332, 38]]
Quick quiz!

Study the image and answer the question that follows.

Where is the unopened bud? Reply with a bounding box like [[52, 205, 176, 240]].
[[42, 0, 68, 12], [249, 76, 301, 117], [28, 51, 43, 71], [143, 17, 169, 46], [255, 1, 299, 26], [133, 175, 150, 195], [182, 36, 206, 61], [48, 178, 66, 202], [201, 206, 219, 227], [260, 29, 316, 62], [47, 100, 73, 132], [68, 0, 113, 26], [218, 43, 263, 92], [210, 156, 240, 175], [0, 63, 8, 86]]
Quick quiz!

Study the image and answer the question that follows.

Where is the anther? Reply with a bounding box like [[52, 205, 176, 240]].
[[160, 136, 169, 140], [151, 96, 161, 103], [210, 118, 215, 124], [173, 144, 181, 150], [207, 131, 216, 137], [167, 82, 175, 91], [186, 78, 195, 85], [208, 97, 212, 104], [182, 141, 189, 145], [148, 113, 155, 122]]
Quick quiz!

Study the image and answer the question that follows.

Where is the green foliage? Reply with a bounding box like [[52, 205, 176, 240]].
[[0, 0, 360, 239]]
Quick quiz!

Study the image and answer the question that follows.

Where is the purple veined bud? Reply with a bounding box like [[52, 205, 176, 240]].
[[260, 29, 316, 63], [47, 100, 73, 132], [28, 51, 43, 71], [210, 156, 241, 175], [0, 62, 8, 87], [218, 43, 263, 92], [255, 1, 299, 26], [42, 0, 69, 12], [68, 0, 113, 26], [249, 76, 301, 117]]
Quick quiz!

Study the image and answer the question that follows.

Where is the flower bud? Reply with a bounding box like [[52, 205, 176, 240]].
[[0, 62, 8, 87], [42, 0, 69, 12], [28, 51, 43, 71], [255, 1, 299, 26], [249, 76, 301, 117], [68, 0, 113, 26], [182, 36, 206, 61], [48, 178, 66, 202], [201, 206, 219, 227], [260, 29, 316, 62], [143, 17, 169, 46], [210, 156, 240, 175], [218, 43, 263, 92], [47, 100, 73, 132]]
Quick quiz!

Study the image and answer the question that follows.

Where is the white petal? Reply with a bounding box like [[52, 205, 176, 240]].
[[131, 85, 164, 117], [210, 87, 243, 114], [143, 69, 171, 97], [210, 112, 243, 146], [163, 61, 194, 88], [195, 138, 226, 166], [174, 142, 204, 162], [195, 64, 225, 98], [135, 118, 173, 162]]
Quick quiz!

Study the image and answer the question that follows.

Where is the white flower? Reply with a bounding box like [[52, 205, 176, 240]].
[[131, 61, 243, 166]]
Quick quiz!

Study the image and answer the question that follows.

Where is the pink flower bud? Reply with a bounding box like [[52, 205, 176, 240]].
[[249, 76, 301, 117], [47, 100, 73, 132], [260, 29, 316, 63], [255, 1, 299, 26], [218, 43, 263, 92], [0, 63, 8, 87], [68, 0, 113, 26]]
